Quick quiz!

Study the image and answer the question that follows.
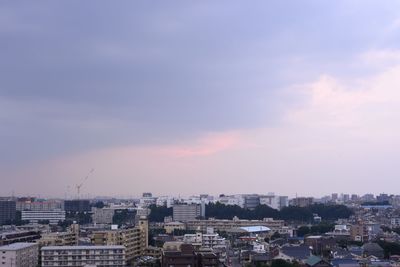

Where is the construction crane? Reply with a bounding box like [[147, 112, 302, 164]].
[[76, 168, 94, 199]]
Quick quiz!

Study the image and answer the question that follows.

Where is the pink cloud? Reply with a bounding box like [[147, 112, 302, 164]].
[[158, 132, 242, 158]]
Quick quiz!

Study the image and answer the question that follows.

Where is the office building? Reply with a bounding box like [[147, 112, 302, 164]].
[[41, 245, 126, 267], [0, 201, 16, 225], [173, 204, 203, 222], [243, 194, 260, 210], [0, 243, 39, 267], [290, 197, 314, 207], [21, 210, 66, 224]]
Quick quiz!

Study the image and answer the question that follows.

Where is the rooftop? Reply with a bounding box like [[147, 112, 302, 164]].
[[41, 245, 125, 250], [0, 242, 38, 250]]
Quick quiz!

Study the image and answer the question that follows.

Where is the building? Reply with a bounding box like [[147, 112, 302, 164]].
[[92, 207, 115, 224], [185, 217, 285, 233], [243, 194, 260, 210], [41, 245, 126, 267], [21, 210, 66, 224], [0, 230, 41, 246], [38, 224, 79, 246], [290, 197, 314, 207], [173, 204, 203, 222], [91, 218, 148, 262], [161, 242, 219, 267], [0, 242, 38, 267], [350, 224, 369, 242], [64, 200, 91, 212], [259, 195, 289, 210], [0, 201, 16, 225], [183, 232, 226, 249], [164, 221, 186, 234]]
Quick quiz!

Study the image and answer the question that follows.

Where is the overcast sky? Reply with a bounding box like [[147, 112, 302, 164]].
[[2, 1, 400, 198]]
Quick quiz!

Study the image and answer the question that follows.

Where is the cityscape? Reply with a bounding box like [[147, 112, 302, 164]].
[[1, 192, 400, 267], [2, 1, 400, 267]]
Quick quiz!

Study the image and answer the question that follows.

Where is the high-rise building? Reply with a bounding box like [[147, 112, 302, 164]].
[[0, 200, 16, 225], [64, 200, 91, 212], [41, 245, 126, 267], [243, 194, 260, 210], [0, 243, 39, 267]]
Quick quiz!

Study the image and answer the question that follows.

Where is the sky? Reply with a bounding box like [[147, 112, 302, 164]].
[[1, 1, 400, 198]]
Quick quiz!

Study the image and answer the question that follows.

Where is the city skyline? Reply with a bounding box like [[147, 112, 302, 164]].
[[2, 1, 400, 197]]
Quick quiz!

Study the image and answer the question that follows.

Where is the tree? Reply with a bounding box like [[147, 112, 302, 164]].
[[148, 205, 172, 222]]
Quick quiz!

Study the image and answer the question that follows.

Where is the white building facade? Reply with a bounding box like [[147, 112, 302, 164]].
[[0, 243, 39, 267]]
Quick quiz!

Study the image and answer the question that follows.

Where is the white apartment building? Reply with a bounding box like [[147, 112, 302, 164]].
[[0, 242, 39, 267], [217, 195, 245, 207], [21, 210, 66, 224], [183, 232, 226, 249], [41, 245, 126, 267]]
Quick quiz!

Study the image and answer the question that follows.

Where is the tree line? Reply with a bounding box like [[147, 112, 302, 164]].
[[148, 202, 353, 222]]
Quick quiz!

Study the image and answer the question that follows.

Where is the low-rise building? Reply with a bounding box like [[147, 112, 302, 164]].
[[0, 242, 39, 267], [21, 210, 66, 224], [0, 230, 41, 246], [164, 221, 185, 234], [91, 207, 115, 224], [41, 245, 126, 267], [185, 217, 285, 233]]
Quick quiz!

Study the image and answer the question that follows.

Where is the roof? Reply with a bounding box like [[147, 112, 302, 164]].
[[331, 259, 359, 267], [281, 245, 311, 260], [0, 242, 38, 250], [306, 255, 323, 266], [362, 243, 383, 252], [233, 226, 271, 233], [41, 245, 125, 250]]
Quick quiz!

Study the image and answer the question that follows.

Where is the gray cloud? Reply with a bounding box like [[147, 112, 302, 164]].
[[1, 0, 400, 168]]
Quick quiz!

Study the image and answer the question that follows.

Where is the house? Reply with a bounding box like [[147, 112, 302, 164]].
[[362, 243, 384, 259], [277, 244, 311, 263]]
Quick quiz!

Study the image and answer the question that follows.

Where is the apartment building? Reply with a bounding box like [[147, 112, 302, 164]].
[[0, 242, 38, 267], [41, 245, 126, 267], [91, 218, 148, 262]]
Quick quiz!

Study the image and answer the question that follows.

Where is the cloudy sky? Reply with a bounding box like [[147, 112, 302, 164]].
[[1, 1, 400, 198]]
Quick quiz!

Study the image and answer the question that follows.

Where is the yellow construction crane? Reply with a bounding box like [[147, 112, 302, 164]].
[[76, 168, 94, 199]]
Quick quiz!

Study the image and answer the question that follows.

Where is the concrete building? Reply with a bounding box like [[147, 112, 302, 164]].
[[0, 201, 16, 225], [173, 204, 203, 222], [91, 207, 115, 224], [0, 242, 38, 267], [183, 232, 226, 249], [21, 210, 66, 224], [38, 224, 79, 246], [185, 217, 285, 233], [0, 230, 41, 246], [161, 242, 219, 267], [41, 245, 126, 267], [243, 194, 260, 210], [164, 222, 185, 234], [91, 218, 148, 262], [259, 194, 289, 210]]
